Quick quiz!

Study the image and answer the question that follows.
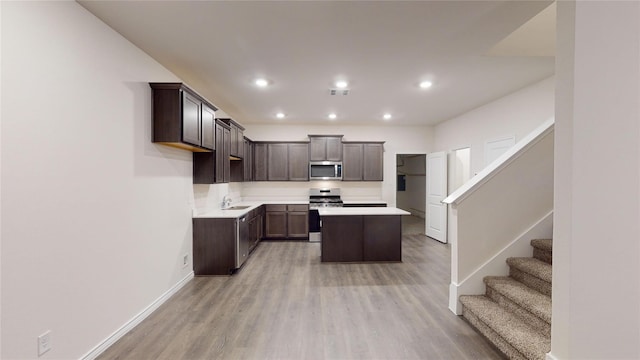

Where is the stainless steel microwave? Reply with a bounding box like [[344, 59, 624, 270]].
[[309, 161, 342, 180]]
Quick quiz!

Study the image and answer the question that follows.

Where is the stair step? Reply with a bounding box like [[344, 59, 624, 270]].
[[507, 257, 552, 296], [484, 276, 551, 336], [530, 239, 552, 252], [530, 239, 552, 264], [460, 295, 550, 360]]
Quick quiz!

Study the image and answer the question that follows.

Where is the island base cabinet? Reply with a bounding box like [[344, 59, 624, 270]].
[[193, 218, 236, 275], [363, 216, 401, 261], [321, 215, 402, 262], [321, 216, 364, 262]]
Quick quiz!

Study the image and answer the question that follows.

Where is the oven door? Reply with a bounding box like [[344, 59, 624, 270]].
[[308, 208, 321, 242]]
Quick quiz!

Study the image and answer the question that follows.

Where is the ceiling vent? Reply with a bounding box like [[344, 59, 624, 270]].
[[329, 89, 349, 96]]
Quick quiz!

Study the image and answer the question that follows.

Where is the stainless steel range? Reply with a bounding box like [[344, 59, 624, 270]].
[[309, 188, 343, 209], [308, 188, 343, 242]]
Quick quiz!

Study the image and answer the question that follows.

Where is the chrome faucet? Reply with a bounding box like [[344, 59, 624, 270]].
[[222, 195, 232, 209]]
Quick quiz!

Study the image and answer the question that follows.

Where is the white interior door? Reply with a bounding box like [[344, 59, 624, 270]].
[[426, 151, 447, 243]]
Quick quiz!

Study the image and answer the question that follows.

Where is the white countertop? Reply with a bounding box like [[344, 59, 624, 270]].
[[194, 200, 308, 218], [317, 207, 410, 216], [342, 200, 388, 205]]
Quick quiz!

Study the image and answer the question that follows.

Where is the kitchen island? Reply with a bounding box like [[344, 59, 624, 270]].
[[318, 207, 410, 263]]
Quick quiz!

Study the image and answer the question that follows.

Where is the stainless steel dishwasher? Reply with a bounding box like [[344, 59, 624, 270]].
[[236, 214, 250, 267]]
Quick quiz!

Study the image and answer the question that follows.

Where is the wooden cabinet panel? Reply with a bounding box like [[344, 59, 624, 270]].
[[309, 135, 343, 161], [230, 125, 239, 156], [326, 137, 343, 161], [243, 139, 253, 181], [201, 104, 215, 150], [265, 211, 287, 238], [193, 152, 215, 184], [268, 143, 289, 181], [309, 137, 326, 161], [236, 128, 245, 159], [193, 218, 236, 275], [320, 214, 401, 263], [266, 204, 287, 212], [288, 211, 309, 238], [182, 91, 201, 147], [220, 119, 245, 158], [342, 142, 384, 181], [342, 143, 364, 181], [150, 83, 217, 152], [264, 204, 308, 239], [254, 143, 268, 181], [363, 216, 401, 261], [288, 143, 309, 181], [193, 210, 266, 276], [321, 215, 364, 262], [363, 143, 384, 181], [215, 121, 231, 183]]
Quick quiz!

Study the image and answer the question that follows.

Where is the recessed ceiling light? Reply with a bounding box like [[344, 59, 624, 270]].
[[419, 81, 433, 89], [335, 80, 348, 89], [255, 78, 269, 87], [328, 113, 337, 120], [383, 113, 392, 120], [276, 112, 285, 119]]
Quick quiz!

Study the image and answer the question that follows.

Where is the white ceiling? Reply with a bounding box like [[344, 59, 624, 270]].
[[79, 0, 555, 126]]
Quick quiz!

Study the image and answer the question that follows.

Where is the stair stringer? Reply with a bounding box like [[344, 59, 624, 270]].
[[449, 211, 553, 315]]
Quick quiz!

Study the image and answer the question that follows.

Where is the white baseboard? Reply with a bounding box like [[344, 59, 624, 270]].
[[409, 208, 425, 218], [546, 352, 559, 360], [448, 211, 553, 314], [80, 271, 194, 360]]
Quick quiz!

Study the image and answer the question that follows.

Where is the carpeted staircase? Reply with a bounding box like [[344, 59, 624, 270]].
[[460, 239, 552, 360]]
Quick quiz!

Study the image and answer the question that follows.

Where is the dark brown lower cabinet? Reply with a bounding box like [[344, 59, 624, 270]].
[[192, 206, 264, 276], [363, 216, 401, 261], [193, 218, 236, 275], [321, 215, 402, 262], [321, 216, 364, 262], [264, 204, 309, 240], [265, 205, 287, 238]]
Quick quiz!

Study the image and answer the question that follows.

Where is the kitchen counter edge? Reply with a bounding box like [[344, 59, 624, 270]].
[[194, 200, 308, 218]]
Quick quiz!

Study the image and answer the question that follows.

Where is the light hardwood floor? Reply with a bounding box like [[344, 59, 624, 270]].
[[98, 229, 501, 359]]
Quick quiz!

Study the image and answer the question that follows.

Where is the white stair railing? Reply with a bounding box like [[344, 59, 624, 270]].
[[444, 118, 555, 314]]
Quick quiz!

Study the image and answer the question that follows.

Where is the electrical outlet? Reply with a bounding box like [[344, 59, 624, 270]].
[[183, 254, 188, 267], [38, 330, 52, 356]]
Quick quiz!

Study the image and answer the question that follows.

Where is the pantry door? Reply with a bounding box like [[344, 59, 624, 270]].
[[426, 151, 447, 243]]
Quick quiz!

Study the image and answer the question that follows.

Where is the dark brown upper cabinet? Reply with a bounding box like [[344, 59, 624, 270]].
[[253, 142, 268, 181], [220, 119, 245, 159], [243, 137, 254, 182], [363, 143, 384, 181], [150, 83, 217, 152], [193, 119, 231, 184], [309, 135, 343, 161], [215, 120, 231, 183], [265, 142, 310, 181], [288, 143, 310, 181], [267, 143, 289, 181], [342, 142, 384, 181]]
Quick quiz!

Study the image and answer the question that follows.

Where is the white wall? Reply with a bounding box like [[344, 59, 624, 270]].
[[2, 2, 195, 359], [552, 2, 640, 358], [434, 76, 555, 177], [450, 148, 471, 194], [0, 1, 3, 355], [242, 124, 434, 206]]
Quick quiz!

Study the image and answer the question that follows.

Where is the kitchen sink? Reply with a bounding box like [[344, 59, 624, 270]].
[[225, 205, 251, 210]]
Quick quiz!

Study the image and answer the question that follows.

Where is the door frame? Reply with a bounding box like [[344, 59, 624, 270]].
[[394, 151, 427, 234]]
